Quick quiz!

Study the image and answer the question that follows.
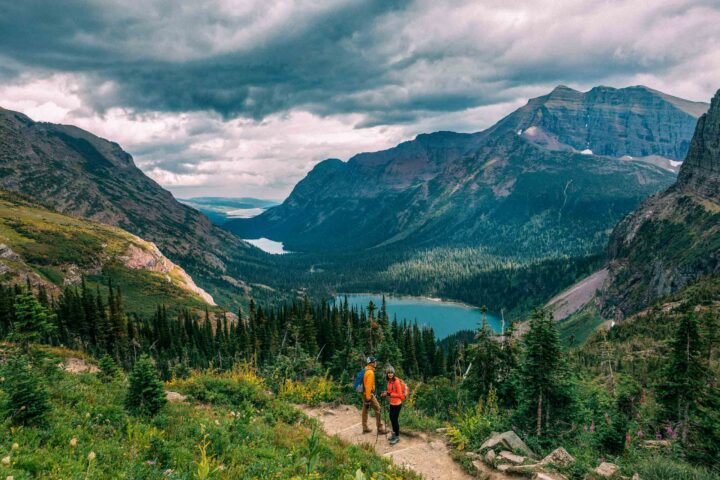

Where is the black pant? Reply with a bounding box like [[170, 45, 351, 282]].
[[389, 404, 402, 436]]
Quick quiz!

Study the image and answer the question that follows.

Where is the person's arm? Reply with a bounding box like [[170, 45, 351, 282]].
[[363, 369, 375, 401]]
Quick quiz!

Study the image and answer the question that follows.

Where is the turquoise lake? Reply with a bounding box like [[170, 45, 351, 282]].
[[335, 294, 501, 340]]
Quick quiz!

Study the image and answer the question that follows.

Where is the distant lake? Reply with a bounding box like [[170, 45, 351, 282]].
[[335, 293, 501, 340], [244, 238, 291, 254]]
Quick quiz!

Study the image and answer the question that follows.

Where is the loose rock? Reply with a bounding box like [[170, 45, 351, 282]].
[[480, 431, 535, 458], [540, 447, 575, 467], [484, 449, 496, 464], [595, 462, 619, 478], [498, 450, 525, 465], [533, 473, 568, 480], [165, 391, 187, 403]]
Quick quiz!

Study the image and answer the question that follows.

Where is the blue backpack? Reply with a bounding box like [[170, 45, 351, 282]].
[[353, 369, 365, 393]]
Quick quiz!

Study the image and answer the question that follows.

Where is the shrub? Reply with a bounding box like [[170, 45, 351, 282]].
[[413, 377, 459, 420], [125, 355, 166, 416], [98, 354, 120, 381], [1, 354, 51, 426], [278, 376, 339, 405]]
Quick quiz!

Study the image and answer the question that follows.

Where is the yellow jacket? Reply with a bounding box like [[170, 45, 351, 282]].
[[363, 364, 375, 401]]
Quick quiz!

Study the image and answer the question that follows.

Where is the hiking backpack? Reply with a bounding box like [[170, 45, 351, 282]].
[[353, 369, 366, 393], [397, 378, 409, 401]]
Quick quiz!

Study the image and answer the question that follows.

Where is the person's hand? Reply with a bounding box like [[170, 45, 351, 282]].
[[380, 392, 387, 398]]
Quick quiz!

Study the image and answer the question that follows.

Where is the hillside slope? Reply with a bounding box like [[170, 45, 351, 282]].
[[0, 108, 274, 308], [229, 86, 702, 254], [0, 191, 216, 316], [603, 89, 720, 319]]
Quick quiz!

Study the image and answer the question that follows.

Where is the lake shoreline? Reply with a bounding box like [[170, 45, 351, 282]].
[[334, 291, 487, 312], [334, 292, 502, 339]]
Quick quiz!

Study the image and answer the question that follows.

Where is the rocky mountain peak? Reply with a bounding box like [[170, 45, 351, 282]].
[[676, 89, 720, 198]]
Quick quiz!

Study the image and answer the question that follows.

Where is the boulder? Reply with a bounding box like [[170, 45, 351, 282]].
[[471, 460, 485, 473], [465, 451, 481, 460], [499, 450, 526, 465], [595, 462, 619, 478], [480, 431, 535, 458], [496, 464, 511, 472], [540, 447, 575, 467], [484, 449, 496, 464], [165, 391, 187, 403]]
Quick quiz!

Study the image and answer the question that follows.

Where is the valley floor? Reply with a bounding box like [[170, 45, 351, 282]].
[[302, 404, 511, 480]]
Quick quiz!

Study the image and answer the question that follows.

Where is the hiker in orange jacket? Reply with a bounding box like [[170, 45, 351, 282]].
[[381, 365, 406, 445], [361, 356, 387, 434]]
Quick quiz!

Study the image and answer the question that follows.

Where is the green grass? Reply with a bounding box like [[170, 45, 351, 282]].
[[0, 193, 221, 318], [0, 355, 418, 479], [558, 304, 605, 347], [84, 264, 210, 318], [632, 457, 718, 480]]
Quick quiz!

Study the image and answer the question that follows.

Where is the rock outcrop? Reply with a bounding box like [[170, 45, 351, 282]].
[[676, 90, 720, 198], [120, 242, 215, 305]]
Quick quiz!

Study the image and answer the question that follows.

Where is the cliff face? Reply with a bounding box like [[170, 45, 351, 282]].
[[490, 85, 707, 160], [0, 107, 271, 307], [676, 90, 720, 198], [603, 89, 720, 319], [227, 85, 704, 255]]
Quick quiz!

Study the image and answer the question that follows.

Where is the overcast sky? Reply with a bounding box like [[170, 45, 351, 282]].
[[1, 0, 718, 199]]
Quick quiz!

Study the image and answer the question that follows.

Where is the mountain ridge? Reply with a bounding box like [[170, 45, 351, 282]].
[[0, 107, 276, 308], [228, 85, 701, 255]]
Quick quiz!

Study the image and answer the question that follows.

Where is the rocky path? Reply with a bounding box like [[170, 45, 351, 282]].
[[302, 404, 514, 480]]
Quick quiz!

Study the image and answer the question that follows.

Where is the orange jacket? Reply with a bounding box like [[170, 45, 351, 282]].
[[386, 377, 404, 406], [363, 364, 376, 401]]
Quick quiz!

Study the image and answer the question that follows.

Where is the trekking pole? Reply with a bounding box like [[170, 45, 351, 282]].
[[375, 395, 386, 447]]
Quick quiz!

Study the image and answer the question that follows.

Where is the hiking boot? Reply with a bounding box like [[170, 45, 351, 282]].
[[389, 435, 400, 445], [378, 428, 388, 435], [362, 428, 372, 434]]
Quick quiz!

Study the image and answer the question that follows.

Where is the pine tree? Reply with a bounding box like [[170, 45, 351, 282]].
[[463, 316, 502, 401], [516, 309, 564, 437], [125, 354, 167, 416], [1, 355, 50, 425], [11, 288, 56, 353], [98, 353, 120, 381], [658, 312, 707, 444]]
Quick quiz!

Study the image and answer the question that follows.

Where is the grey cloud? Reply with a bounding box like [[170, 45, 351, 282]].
[[1, 0, 718, 126]]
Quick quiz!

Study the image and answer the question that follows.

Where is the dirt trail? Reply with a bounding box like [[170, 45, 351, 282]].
[[302, 404, 512, 480]]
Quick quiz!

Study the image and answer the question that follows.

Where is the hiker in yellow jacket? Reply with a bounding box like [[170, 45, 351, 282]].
[[361, 356, 387, 434]]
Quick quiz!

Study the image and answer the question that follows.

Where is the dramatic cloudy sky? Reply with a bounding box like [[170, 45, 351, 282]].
[[1, 0, 718, 199]]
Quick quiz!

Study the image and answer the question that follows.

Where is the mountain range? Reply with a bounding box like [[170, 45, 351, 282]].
[[0, 108, 277, 308], [228, 86, 706, 257]]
